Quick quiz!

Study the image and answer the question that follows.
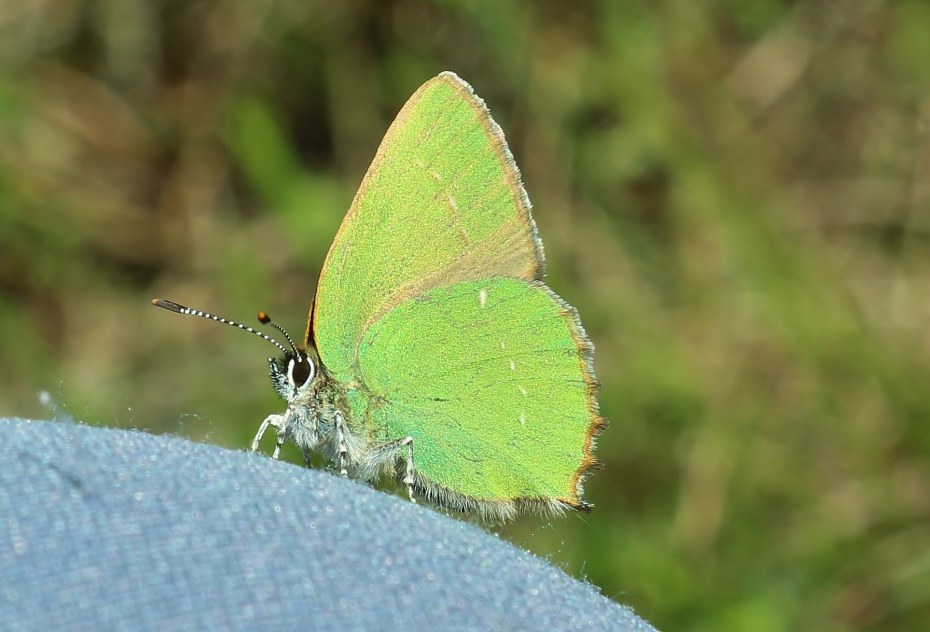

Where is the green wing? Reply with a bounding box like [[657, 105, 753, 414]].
[[310, 72, 543, 382], [357, 277, 600, 510], [309, 72, 602, 513]]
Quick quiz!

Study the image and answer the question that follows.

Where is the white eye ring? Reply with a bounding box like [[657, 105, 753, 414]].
[[287, 355, 316, 388]]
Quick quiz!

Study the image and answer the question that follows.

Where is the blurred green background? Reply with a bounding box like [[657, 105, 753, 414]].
[[2, 1, 929, 629]]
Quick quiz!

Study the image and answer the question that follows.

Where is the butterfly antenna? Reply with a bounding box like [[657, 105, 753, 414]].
[[152, 298, 292, 357], [256, 311, 302, 359]]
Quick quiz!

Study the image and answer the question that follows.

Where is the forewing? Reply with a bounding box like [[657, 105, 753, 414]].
[[311, 73, 543, 382], [356, 278, 601, 509]]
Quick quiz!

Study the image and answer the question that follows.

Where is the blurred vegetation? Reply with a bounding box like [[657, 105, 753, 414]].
[[1, 1, 929, 629]]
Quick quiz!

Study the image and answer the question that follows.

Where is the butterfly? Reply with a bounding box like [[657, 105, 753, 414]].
[[154, 72, 605, 521]]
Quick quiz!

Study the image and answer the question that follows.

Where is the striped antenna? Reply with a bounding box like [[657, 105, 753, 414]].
[[152, 298, 300, 358], [256, 311, 301, 358]]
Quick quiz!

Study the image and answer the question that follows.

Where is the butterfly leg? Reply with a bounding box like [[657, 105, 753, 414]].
[[272, 428, 286, 459], [300, 445, 314, 467], [333, 409, 350, 477], [359, 437, 417, 503], [251, 413, 286, 458]]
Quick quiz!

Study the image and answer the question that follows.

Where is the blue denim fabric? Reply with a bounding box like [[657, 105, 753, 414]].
[[0, 418, 655, 631]]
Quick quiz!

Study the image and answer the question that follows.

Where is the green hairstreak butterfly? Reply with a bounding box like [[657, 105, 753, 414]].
[[154, 72, 605, 521]]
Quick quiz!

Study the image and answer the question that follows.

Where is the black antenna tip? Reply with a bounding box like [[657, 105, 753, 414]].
[[152, 298, 186, 313]]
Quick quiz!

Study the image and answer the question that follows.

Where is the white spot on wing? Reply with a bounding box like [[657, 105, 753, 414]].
[[447, 194, 458, 212], [519, 413, 526, 426], [479, 289, 488, 308], [499, 341, 506, 350], [509, 360, 516, 371], [518, 386, 528, 396]]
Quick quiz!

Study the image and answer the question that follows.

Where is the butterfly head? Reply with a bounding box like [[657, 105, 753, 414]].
[[268, 345, 319, 402]]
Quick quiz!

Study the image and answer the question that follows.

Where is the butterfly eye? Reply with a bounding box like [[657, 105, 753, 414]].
[[290, 355, 315, 388]]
